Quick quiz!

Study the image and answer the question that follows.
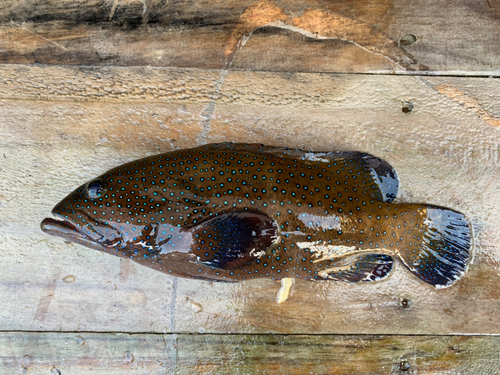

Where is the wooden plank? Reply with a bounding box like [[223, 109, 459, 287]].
[[1, 332, 499, 374], [0, 0, 499, 73], [0, 65, 499, 334], [0, 332, 176, 374]]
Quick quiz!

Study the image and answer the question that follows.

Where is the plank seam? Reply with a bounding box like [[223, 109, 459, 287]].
[[1, 63, 499, 78], [0, 331, 498, 337]]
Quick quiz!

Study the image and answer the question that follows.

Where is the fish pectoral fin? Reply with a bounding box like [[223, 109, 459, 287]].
[[190, 210, 276, 270], [316, 254, 394, 282]]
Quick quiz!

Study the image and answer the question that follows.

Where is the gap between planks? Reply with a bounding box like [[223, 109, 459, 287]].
[[0, 331, 499, 337], [1, 63, 499, 78]]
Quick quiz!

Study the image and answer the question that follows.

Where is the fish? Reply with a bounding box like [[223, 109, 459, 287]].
[[41, 143, 472, 288]]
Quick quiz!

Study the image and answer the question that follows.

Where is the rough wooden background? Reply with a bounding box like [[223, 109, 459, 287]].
[[0, 0, 499, 373]]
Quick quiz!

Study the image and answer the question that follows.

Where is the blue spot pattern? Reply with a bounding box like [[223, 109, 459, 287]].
[[41, 143, 472, 288]]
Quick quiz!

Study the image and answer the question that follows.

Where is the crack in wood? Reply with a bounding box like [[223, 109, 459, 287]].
[[33, 271, 61, 324], [109, 0, 121, 21], [223, 0, 428, 71], [198, 70, 229, 144], [168, 277, 178, 333], [14, 22, 68, 51]]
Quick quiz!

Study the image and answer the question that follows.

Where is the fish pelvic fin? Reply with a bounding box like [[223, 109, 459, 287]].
[[316, 254, 394, 283], [397, 205, 472, 288]]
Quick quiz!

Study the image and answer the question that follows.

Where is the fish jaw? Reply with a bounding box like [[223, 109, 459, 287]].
[[40, 217, 106, 250]]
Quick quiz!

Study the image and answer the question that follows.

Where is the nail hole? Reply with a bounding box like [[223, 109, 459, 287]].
[[398, 360, 411, 371], [398, 297, 411, 308], [402, 101, 414, 114], [20, 355, 33, 369], [399, 34, 417, 46], [123, 351, 135, 363]]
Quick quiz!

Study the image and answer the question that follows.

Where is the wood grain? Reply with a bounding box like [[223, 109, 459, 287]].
[[1, 0, 499, 371], [1, 332, 499, 374], [0, 0, 499, 73], [1, 65, 499, 335]]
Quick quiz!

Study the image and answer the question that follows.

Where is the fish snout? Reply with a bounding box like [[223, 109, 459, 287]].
[[40, 217, 105, 250], [41, 217, 59, 235]]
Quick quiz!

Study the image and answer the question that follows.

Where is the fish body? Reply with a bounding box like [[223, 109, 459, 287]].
[[41, 143, 472, 288]]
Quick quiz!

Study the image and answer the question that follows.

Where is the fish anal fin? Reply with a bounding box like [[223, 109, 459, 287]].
[[190, 210, 276, 270], [317, 254, 394, 283]]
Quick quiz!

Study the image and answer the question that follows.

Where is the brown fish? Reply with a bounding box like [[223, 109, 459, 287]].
[[41, 143, 472, 288]]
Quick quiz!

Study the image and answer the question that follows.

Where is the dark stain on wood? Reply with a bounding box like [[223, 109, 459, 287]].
[[1, 0, 499, 72], [1, 0, 500, 372]]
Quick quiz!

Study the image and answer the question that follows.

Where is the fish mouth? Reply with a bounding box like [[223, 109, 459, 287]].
[[41, 217, 105, 249]]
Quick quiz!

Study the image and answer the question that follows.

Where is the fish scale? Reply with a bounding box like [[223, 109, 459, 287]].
[[41, 143, 472, 288]]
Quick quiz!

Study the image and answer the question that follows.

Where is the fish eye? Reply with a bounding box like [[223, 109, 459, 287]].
[[87, 180, 105, 198]]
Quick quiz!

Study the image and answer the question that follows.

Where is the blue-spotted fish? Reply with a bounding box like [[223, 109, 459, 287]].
[[41, 143, 472, 288]]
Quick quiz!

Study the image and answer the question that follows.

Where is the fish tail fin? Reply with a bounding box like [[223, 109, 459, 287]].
[[396, 205, 472, 288]]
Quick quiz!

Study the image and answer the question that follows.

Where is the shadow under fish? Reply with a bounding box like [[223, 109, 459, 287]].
[[41, 143, 472, 288]]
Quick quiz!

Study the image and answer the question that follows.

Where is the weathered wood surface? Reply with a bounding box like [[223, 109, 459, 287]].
[[1, 65, 499, 335], [1, 332, 500, 374], [1, 0, 499, 74]]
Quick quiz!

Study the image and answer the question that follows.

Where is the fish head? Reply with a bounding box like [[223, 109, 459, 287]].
[[39, 158, 235, 275], [39, 161, 177, 258], [41, 174, 131, 251]]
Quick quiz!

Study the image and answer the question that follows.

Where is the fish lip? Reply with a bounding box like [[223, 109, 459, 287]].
[[41, 217, 80, 235], [40, 216, 105, 249]]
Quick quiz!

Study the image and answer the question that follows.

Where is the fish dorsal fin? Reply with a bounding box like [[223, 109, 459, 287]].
[[199, 143, 399, 203], [360, 154, 399, 202], [316, 254, 394, 282], [190, 210, 276, 270]]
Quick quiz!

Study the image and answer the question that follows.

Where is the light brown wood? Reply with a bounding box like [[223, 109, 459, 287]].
[[0, 0, 499, 73], [1, 332, 499, 374], [2, 0, 499, 372], [1, 65, 499, 335]]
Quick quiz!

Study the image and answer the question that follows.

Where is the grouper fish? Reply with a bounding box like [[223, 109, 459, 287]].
[[41, 143, 472, 288]]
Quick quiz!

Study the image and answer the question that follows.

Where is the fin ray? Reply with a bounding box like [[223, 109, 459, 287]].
[[397, 206, 472, 288], [316, 254, 394, 282], [190, 210, 276, 270]]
